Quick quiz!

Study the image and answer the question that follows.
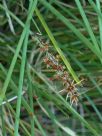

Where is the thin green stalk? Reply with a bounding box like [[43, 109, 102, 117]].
[[2, 0, 15, 34], [14, 24, 29, 135], [27, 64, 35, 136], [75, 0, 100, 53], [96, 0, 102, 52]]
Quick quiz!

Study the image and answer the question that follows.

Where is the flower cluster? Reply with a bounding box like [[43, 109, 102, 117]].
[[38, 36, 79, 106]]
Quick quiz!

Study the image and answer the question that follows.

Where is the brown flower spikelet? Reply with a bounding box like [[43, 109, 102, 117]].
[[39, 38, 79, 106]]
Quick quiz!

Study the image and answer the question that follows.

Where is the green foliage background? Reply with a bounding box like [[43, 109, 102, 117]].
[[0, 0, 102, 136]]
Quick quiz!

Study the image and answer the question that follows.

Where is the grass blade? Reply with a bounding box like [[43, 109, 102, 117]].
[[75, 0, 100, 52], [2, 0, 15, 35], [96, 0, 102, 52], [14, 25, 29, 135]]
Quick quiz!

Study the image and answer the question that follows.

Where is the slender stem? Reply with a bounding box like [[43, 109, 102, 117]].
[[14, 25, 29, 136]]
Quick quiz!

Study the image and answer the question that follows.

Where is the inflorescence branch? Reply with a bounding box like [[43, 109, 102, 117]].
[[38, 34, 79, 106]]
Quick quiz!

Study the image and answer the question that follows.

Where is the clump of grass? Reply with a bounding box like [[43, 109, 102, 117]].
[[0, 0, 102, 136]]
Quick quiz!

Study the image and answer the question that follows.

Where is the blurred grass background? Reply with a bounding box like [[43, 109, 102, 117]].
[[0, 0, 102, 136]]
